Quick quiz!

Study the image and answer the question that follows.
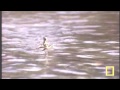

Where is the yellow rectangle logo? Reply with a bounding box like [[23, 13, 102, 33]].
[[106, 66, 114, 76]]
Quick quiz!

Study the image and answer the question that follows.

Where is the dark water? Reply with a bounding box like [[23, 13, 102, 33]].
[[2, 11, 119, 79]]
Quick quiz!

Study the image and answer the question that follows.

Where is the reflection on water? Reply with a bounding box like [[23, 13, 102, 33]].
[[2, 11, 119, 79]]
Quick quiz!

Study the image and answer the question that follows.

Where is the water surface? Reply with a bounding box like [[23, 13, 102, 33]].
[[2, 11, 119, 79]]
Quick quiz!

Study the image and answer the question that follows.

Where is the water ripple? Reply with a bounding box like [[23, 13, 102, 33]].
[[83, 41, 97, 44], [39, 74, 57, 78], [7, 59, 26, 62], [76, 55, 94, 58], [53, 69, 87, 75], [19, 67, 42, 71]]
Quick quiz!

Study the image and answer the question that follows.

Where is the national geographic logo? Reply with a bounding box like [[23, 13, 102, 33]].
[[106, 66, 114, 76]]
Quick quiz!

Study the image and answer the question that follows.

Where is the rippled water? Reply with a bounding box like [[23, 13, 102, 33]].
[[2, 11, 119, 79]]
